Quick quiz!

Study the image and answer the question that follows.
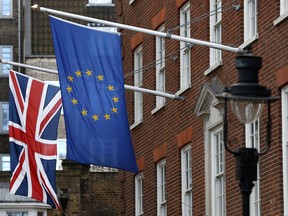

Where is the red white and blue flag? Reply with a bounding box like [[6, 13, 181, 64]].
[[9, 70, 62, 209]]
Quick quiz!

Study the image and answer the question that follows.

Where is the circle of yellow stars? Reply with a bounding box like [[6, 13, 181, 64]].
[[66, 69, 120, 121]]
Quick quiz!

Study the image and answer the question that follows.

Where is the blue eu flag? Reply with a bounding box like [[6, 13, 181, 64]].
[[50, 16, 138, 173]]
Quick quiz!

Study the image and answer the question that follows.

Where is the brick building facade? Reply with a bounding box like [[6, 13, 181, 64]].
[[116, 0, 288, 215]]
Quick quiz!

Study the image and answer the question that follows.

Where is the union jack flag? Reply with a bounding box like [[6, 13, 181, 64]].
[[9, 70, 62, 209]]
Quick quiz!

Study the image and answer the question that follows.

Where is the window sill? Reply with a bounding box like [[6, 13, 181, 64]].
[[239, 34, 259, 50], [151, 104, 165, 115], [274, 11, 288, 26], [176, 85, 191, 96], [130, 119, 143, 130], [204, 61, 222, 76], [129, 0, 136, 5]]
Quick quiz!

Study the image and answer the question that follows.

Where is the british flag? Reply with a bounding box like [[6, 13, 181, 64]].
[[9, 70, 62, 209]]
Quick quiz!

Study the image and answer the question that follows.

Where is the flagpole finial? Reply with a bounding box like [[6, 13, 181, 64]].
[[31, 4, 40, 12]]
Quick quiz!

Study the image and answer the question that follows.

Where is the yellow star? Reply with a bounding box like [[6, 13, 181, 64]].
[[97, 74, 104, 81], [81, 109, 88, 116], [112, 107, 118, 113], [86, 69, 92, 76], [112, 96, 119, 103], [66, 86, 72, 93], [104, 113, 110, 120], [92, 114, 99, 121], [75, 70, 82, 77], [107, 84, 114, 91], [67, 75, 74, 82], [71, 98, 78, 105]]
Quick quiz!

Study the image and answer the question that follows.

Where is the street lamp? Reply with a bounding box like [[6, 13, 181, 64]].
[[216, 55, 279, 216]]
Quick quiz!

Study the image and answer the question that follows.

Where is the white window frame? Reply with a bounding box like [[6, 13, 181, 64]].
[[209, 0, 222, 68], [0, 154, 10, 171], [0, 45, 12, 76], [0, 0, 13, 18], [178, 2, 191, 94], [131, 46, 143, 129], [181, 144, 192, 216], [242, 0, 258, 46], [0, 101, 9, 134], [157, 159, 167, 216], [4, 210, 47, 216], [152, 25, 166, 114], [211, 126, 225, 216], [245, 119, 261, 216], [56, 139, 67, 170], [274, 0, 288, 25], [135, 173, 144, 216], [282, 85, 288, 215], [281, 0, 288, 15]]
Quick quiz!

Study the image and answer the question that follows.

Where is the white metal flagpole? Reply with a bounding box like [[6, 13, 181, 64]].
[[31, 4, 245, 54], [0, 59, 184, 100]]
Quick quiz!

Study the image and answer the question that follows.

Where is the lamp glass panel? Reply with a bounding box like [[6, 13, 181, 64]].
[[230, 100, 263, 124]]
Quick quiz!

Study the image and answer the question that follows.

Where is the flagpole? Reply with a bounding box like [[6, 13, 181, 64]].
[[0, 59, 184, 100], [31, 4, 245, 54]]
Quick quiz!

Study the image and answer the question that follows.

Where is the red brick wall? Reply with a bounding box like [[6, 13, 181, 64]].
[[116, 0, 287, 215]]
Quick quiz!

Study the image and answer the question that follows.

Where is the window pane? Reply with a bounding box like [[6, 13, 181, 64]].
[[2, 103, 9, 131], [2, 0, 11, 16], [1, 47, 12, 74], [7, 212, 28, 216]]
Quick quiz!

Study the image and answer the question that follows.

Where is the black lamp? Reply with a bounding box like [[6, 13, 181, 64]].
[[216, 55, 279, 216]]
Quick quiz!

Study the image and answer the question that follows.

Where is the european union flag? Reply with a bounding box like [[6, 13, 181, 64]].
[[50, 16, 138, 173]]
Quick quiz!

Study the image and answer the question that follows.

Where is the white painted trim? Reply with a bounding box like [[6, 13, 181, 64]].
[[282, 85, 288, 216]]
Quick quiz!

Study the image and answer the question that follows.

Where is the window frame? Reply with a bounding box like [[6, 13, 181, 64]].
[[282, 85, 288, 215], [0, 45, 13, 76], [0, 101, 9, 134], [242, 0, 258, 47], [0, 154, 10, 171], [209, 0, 222, 69], [131, 45, 143, 129], [245, 119, 261, 216], [211, 126, 225, 216], [178, 2, 191, 94], [181, 144, 192, 216], [135, 173, 144, 216], [281, 0, 288, 15], [0, 0, 13, 18], [152, 25, 166, 114], [157, 159, 167, 216]]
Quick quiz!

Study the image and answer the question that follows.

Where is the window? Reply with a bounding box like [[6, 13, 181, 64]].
[[0, 46, 12, 76], [181, 144, 192, 216], [281, 0, 288, 15], [0, 102, 9, 134], [179, 3, 191, 93], [56, 139, 67, 170], [7, 212, 28, 216], [245, 119, 261, 216], [211, 127, 225, 216], [244, 0, 258, 43], [157, 159, 166, 216], [0, 0, 12, 18], [282, 85, 288, 215], [135, 173, 144, 216], [209, 0, 222, 67], [132, 46, 143, 127], [0, 154, 10, 171], [88, 0, 112, 4], [153, 25, 165, 113]]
